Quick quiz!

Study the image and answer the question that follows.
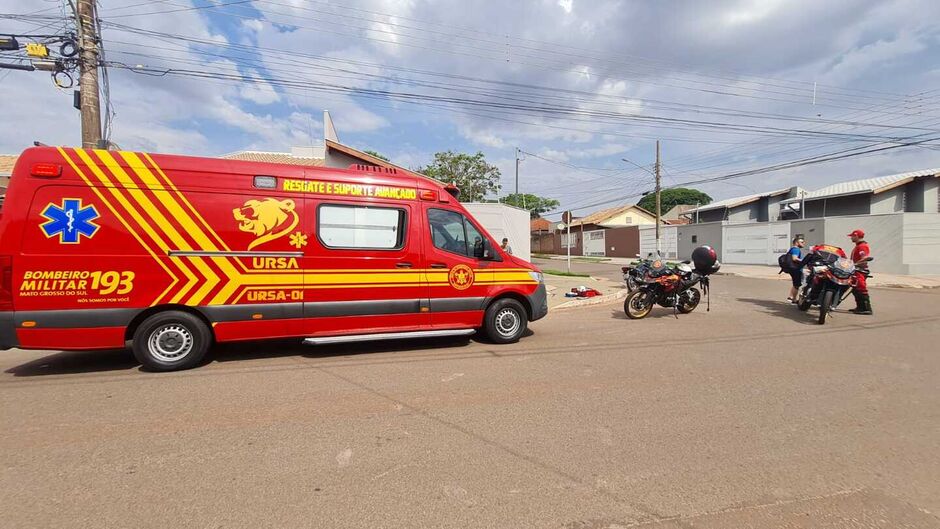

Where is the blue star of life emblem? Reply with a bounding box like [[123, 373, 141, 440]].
[[39, 198, 101, 244]]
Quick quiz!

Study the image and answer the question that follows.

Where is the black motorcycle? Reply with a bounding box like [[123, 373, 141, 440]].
[[621, 254, 658, 291], [623, 246, 720, 319]]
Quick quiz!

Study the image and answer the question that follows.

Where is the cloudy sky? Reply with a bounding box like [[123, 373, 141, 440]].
[[2, 0, 939, 218]]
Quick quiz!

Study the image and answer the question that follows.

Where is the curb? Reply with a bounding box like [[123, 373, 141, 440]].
[[718, 271, 940, 290], [554, 288, 629, 310]]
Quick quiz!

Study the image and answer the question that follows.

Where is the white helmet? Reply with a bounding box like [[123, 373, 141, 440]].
[[677, 262, 693, 274]]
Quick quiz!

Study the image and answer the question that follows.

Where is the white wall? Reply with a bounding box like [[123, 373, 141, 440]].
[[924, 179, 940, 214], [822, 214, 905, 274], [871, 188, 905, 215], [902, 213, 940, 274], [583, 229, 606, 256], [639, 225, 678, 259], [463, 203, 531, 262], [721, 222, 791, 265]]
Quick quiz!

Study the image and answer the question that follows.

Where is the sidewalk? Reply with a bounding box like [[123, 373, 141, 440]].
[[534, 254, 940, 289], [717, 264, 940, 289], [542, 274, 626, 309]]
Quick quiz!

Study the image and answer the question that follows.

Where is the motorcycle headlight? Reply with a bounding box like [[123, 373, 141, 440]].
[[528, 271, 544, 283], [812, 265, 826, 274]]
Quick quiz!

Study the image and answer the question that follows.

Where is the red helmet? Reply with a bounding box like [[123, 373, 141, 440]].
[[691, 245, 718, 273]]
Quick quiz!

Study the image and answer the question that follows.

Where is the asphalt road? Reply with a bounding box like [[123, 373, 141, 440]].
[[2, 272, 939, 528]]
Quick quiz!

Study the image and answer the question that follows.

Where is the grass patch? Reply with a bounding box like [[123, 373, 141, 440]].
[[532, 254, 611, 263], [542, 269, 591, 277]]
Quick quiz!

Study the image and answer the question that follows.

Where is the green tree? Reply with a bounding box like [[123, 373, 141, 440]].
[[503, 193, 560, 218], [638, 188, 712, 214], [363, 150, 390, 162], [417, 151, 501, 202]]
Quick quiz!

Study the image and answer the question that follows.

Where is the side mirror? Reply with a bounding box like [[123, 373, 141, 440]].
[[479, 238, 495, 260]]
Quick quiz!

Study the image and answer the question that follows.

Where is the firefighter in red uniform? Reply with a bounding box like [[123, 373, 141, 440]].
[[848, 229, 873, 315]]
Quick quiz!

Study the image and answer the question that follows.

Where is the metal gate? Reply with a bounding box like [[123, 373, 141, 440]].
[[582, 229, 606, 256], [638, 226, 678, 259], [722, 222, 791, 264]]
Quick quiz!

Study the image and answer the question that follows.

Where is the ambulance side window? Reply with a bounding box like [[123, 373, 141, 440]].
[[317, 203, 406, 250], [428, 208, 485, 259]]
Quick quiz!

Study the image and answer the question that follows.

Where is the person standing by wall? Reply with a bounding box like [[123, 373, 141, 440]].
[[786, 235, 806, 303], [501, 237, 513, 255], [848, 229, 873, 315]]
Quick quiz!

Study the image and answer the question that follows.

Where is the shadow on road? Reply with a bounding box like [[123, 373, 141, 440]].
[[4, 330, 534, 376], [609, 306, 709, 320], [736, 297, 817, 325], [4, 349, 137, 377]]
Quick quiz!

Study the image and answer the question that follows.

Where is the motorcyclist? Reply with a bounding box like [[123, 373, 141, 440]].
[[848, 229, 873, 315], [786, 235, 805, 303]]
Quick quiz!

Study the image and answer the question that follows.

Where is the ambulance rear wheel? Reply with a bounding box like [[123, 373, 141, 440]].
[[483, 298, 527, 344], [132, 311, 211, 371]]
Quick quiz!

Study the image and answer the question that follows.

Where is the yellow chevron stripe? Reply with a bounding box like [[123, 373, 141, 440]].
[[142, 153, 233, 252], [60, 148, 181, 306], [93, 150, 218, 305], [78, 150, 199, 304], [119, 152, 243, 305], [73, 149, 198, 304]]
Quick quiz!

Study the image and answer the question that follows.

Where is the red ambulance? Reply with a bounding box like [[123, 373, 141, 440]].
[[0, 147, 547, 371]]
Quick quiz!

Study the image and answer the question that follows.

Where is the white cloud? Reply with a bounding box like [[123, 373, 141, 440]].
[[238, 75, 281, 105], [0, 0, 938, 214]]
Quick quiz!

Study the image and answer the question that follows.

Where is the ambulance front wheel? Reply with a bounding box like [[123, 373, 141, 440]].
[[482, 298, 528, 344], [132, 311, 211, 371]]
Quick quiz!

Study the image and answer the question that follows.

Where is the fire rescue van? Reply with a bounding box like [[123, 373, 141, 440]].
[[0, 147, 547, 371]]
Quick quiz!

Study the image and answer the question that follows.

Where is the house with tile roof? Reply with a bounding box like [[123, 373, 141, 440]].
[[565, 204, 657, 229]]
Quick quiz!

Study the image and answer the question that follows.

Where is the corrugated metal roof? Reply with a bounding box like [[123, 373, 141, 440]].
[[788, 168, 940, 201], [221, 151, 324, 166], [688, 188, 791, 213]]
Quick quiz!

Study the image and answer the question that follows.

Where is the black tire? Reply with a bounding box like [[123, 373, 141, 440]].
[[482, 298, 528, 344], [132, 311, 212, 371], [624, 289, 654, 319], [818, 290, 834, 325], [797, 289, 811, 311], [626, 274, 638, 291], [677, 288, 701, 314]]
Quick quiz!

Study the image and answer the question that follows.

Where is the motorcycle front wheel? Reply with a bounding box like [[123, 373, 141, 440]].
[[797, 288, 811, 311], [625, 275, 638, 291], [624, 289, 654, 319], [818, 289, 834, 325], [677, 288, 701, 314]]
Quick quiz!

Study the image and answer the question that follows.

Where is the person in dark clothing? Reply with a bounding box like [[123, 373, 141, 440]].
[[786, 235, 805, 302]]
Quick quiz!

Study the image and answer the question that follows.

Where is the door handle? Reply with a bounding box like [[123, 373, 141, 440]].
[[430, 263, 447, 269], [396, 262, 413, 268]]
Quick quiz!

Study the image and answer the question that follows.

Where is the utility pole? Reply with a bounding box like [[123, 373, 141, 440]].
[[654, 140, 662, 254], [76, 0, 102, 148], [514, 147, 520, 196]]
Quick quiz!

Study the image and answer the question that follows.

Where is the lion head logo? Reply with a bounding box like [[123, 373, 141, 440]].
[[233, 198, 299, 249]]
